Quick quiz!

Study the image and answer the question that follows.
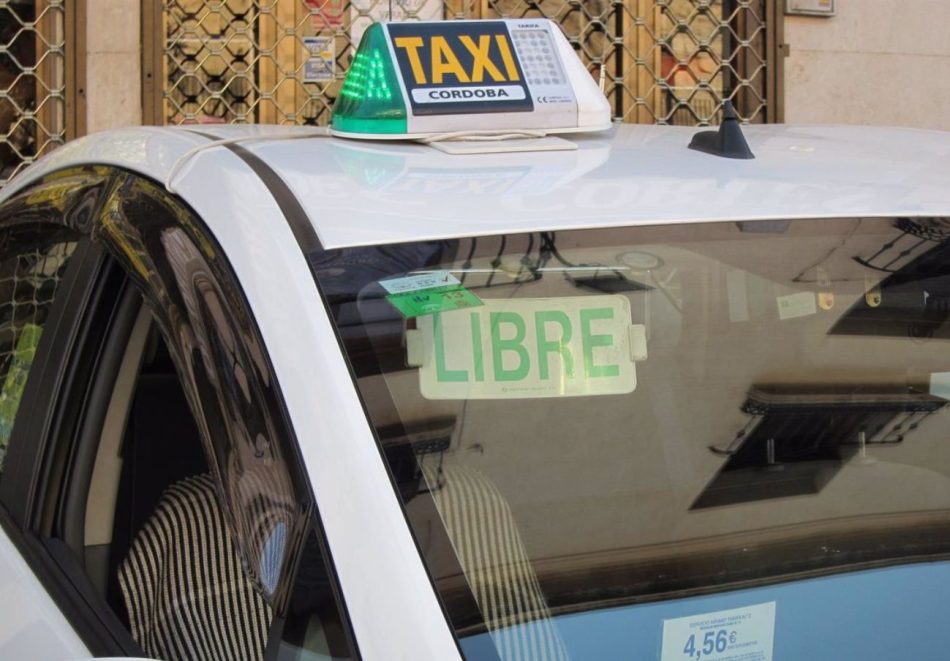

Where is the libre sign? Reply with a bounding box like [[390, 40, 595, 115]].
[[413, 296, 641, 399], [387, 21, 532, 115]]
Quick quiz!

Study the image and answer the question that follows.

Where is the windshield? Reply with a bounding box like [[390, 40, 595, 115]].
[[309, 217, 950, 661]]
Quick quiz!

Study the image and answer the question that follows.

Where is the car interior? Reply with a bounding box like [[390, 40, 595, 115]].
[[81, 299, 210, 626], [55, 273, 348, 660]]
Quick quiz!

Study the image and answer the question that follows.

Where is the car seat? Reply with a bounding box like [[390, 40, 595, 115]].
[[118, 473, 272, 661]]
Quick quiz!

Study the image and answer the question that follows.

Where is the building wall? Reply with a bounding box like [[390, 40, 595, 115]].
[[85, 0, 141, 133], [73, 1, 950, 135], [784, 0, 950, 129]]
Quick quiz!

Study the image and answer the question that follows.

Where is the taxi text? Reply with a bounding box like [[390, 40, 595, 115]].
[[392, 33, 521, 85]]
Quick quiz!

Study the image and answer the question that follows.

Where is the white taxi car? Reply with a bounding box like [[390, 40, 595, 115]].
[[2, 18, 950, 661]]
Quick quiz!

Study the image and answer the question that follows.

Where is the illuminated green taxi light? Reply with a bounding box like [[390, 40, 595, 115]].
[[331, 23, 408, 135], [331, 18, 612, 139]]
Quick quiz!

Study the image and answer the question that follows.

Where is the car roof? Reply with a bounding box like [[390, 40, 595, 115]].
[[4, 122, 950, 249]]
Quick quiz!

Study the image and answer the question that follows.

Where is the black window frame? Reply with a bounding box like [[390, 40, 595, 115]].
[[0, 166, 138, 652], [0, 165, 359, 659]]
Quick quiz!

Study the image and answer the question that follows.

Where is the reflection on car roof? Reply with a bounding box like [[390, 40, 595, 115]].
[[4, 123, 950, 249]]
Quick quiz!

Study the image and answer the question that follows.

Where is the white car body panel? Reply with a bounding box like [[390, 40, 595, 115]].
[[5, 124, 950, 249], [250, 123, 950, 247], [1, 121, 949, 658], [0, 526, 88, 659], [165, 147, 462, 661]]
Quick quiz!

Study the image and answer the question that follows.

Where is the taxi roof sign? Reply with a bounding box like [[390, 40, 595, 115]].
[[331, 19, 611, 139]]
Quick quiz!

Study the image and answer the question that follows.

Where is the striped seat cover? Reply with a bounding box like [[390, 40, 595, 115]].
[[426, 464, 570, 661], [118, 474, 273, 661]]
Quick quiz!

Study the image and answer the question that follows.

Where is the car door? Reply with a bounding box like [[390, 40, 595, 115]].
[[0, 166, 357, 660]]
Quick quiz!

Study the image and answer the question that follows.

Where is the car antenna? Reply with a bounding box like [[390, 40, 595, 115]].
[[688, 100, 755, 159]]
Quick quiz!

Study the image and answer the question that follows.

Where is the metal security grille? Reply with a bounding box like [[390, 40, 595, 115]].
[[0, 239, 76, 470], [0, 0, 68, 186], [147, 0, 778, 128]]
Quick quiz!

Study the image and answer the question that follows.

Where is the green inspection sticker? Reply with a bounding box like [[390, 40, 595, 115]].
[[387, 284, 483, 318]]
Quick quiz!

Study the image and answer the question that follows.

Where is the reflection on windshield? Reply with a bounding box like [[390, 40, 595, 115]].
[[833, 218, 950, 338], [696, 384, 948, 508], [310, 218, 950, 661]]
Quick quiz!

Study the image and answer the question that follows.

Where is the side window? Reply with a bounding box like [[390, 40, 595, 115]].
[[101, 182, 309, 608], [0, 225, 79, 477], [4, 170, 358, 660], [277, 526, 355, 660], [98, 177, 357, 659]]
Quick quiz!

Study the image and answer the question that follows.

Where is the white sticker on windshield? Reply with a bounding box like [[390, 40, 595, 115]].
[[777, 291, 816, 320], [661, 602, 775, 661], [931, 372, 950, 399], [380, 270, 460, 294]]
